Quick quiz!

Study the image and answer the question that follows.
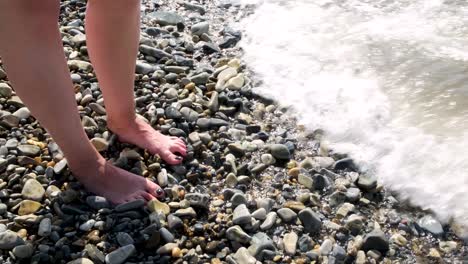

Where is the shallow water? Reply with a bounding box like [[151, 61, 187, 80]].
[[239, 0, 468, 224]]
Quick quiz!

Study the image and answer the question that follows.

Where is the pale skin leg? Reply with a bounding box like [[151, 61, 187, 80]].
[[85, 0, 187, 165], [0, 0, 163, 204]]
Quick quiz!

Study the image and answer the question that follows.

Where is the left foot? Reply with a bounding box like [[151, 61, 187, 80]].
[[109, 117, 187, 165]]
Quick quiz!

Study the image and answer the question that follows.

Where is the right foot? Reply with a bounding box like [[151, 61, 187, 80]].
[[71, 157, 164, 204]]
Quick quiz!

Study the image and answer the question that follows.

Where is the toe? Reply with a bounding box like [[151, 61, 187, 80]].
[[174, 140, 186, 149], [139, 191, 155, 201], [162, 150, 183, 165], [170, 144, 187, 156], [145, 179, 166, 198]]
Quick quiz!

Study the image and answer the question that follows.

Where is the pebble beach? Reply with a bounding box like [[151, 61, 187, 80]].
[[0, 0, 467, 263]]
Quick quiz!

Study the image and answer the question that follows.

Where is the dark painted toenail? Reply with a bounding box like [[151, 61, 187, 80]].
[[156, 188, 164, 195]]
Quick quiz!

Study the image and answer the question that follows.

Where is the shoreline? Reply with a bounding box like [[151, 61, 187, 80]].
[[0, 0, 466, 263]]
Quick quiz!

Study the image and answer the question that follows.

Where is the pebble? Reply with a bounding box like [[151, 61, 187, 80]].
[[298, 208, 322, 234], [116, 232, 134, 246], [18, 200, 41, 215], [38, 218, 52, 237], [417, 215, 444, 236], [191, 21, 209, 36], [79, 219, 96, 232], [356, 175, 378, 191], [248, 232, 276, 257], [226, 225, 251, 243], [157, 169, 168, 187], [167, 214, 183, 230], [269, 144, 291, 159], [361, 229, 389, 254], [147, 199, 170, 215], [67, 258, 94, 264], [0, 230, 24, 249], [233, 247, 256, 264], [277, 208, 297, 223], [13, 244, 34, 259], [320, 239, 334, 255], [261, 153, 276, 165], [225, 74, 244, 90], [283, 232, 298, 256], [251, 208, 267, 220], [115, 199, 145, 212], [105, 244, 135, 264], [150, 11, 184, 26], [90, 137, 108, 152], [260, 212, 277, 230], [439, 241, 457, 253], [86, 196, 110, 210], [17, 144, 41, 157], [185, 193, 210, 209], [0, 83, 12, 97], [157, 242, 178, 255], [231, 193, 248, 207], [21, 179, 45, 201], [298, 174, 314, 190], [232, 204, 251, 225], [173, 207, 197, 218]]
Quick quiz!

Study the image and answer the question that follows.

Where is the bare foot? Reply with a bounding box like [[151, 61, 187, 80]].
[[109, 117, 187, 165], [72, 156, 165, 204]]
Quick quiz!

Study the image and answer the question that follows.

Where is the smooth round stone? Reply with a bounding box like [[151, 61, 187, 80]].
[[67, 258, 94, 264], [283, 232, 298, 256], [17, 144, 41, 157], [0, 203, 7, 215], [260, 212, 277, 231], [225, 173, 238, 188], [90, 138, 108, 152], [115, 199, 145, 212], [21, 179, 45, 201], [261, 154, 276, 165], [277, 208, 297, 223], [79, 219, 96, 232], [13, 244, 34, 259], [148, 199, 170, 215], [54, 159, 68, 174], [0, 230, 24, 249], [18, 200, 41, 215], [320, 239, 333, 255], [345, 214, 364, 234], [225, 74, 245, 90], [160, 227, 175, 243], [361, 229, 389, 254], [232, 204, 251, 225], [157, 169, 168, 188], [167, 214, 183, 230], [231, 193, 247, 207], [191, 21, 209, 36], [226, 225, 251, 243], [356, 175, 378, 191], [251, 208, 267, 221], [298, 208, 322, 234], [185, 193, 210, 209], [0, 83, 13, 97], [105, 244, 135, 264], [156, 242, 178, 255], [86, 196, 110, 210], [417, 215, 444, 236], [173, 207, 197, 218], [117, 232, 134, 246], [13, 107, 31, 119], [233, 247, 256, 264], [38, 218, 52, 237], [269, 144, 290, 160]]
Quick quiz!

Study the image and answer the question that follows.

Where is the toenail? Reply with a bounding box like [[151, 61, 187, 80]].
[[156, 188, 164, 196], [175, 156, 182, 160]]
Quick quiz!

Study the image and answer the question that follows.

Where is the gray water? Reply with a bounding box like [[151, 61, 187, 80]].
[[239, 0, 468, 226]]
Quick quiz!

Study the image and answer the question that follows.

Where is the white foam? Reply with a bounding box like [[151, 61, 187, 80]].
[[239, 0, 468, 224]]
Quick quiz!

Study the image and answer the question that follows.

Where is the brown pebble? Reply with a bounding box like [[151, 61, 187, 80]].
[[185, 82, 196, 91], [172, 247, 182, 258]]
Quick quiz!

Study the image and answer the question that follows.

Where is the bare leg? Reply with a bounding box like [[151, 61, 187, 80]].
[[85, 0, 187, 165], [0, 0, 163, 204]]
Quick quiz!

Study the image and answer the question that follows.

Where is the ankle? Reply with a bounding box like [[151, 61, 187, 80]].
[[107, 113, 137, 132], [67, 152, 106, 177]]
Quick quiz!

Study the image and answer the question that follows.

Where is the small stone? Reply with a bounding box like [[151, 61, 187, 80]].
[[225, 173, 238, 188], [150, 11, 184, 26], [147, 199, 170, 215], [13, 107, 30, 119], [0, 230, 24, 249], [68, 60, 93, 72], [185, 193, 210, 209], [225, 74, 244, 90], [232, 204, 251, 225], [86, 196, 110, 210], [157, 169, 168, 188], [135, 60, 154, 75], [356, 250, 366, 264], [160, 227, 175, 243], [356, 175, 378, 191], [114, 199, 145, 212], [362, 229, 389, 254], [283, 201, 306, 212], [418, 215, 444, 236], [439, 241, 457, 253], [79, 219, 96, 232], [21, 179, 45, 201], [190, 72, 210, 85], [336, 203, 355, 219], [345, 214, 364, 235], [117, 232, 134, 246], [231, 193, 248, 207], [277, 208, 297, 223], [90, 138, 108, 152], [428, 248, 441, 258], [172, 247, 182, 258], [67, 258, 94, 264], [269, 144, 290, 159], [38, 218, 51, 237], [248, 232, 276, 257], [0, 83, 12, 98], [156, 243, 178, 255], [17, 144, 41, 157], [320, 239, 334, 255], [173, 207, 197, 218], [191, 21, 209, 36], [260, 212, 277, 231], [233, 247, 256, 264], [390, 233, 407, 246], [251, 208, 267, 221], [13, 244, 34, 259], [54, 159, 68, 174], [17, 200, 41, 215], [105, 244, 135, 264], [167, 214, 183, 230], [298, 208, 322, 234], [283, 232, 298, 256], [261, 153, 276, 165], [226, 225, 251, 243]]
